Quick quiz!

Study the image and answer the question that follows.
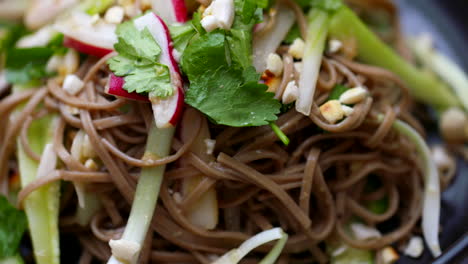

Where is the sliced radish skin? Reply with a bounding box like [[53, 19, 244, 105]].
[[151, 86, 184, 128], [105, 74, 149, 102], [151, 0, 188, 24], [133, 12, 184, 128], [55, 11, 117, 57], [64, 37, 114, 58]]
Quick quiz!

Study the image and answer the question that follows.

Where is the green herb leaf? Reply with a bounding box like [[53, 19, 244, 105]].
[[183, 32, 280, 127], [123, 64, 172, 97], [283, 24, 301, 44], [327, 84, 348, 101], [227, 0, 263, 68], [186, 65, 280, 127], [0, 22, 28, 53], [108, 55, 135, 76], [108, 20, 174, 98], [5, 47, 55, 84], [169, 24, 196, 53], [114, 22, 162, 63], [0, 196, 27, 258], [191, 12, 206, 35], [366, 197, 389, 214]]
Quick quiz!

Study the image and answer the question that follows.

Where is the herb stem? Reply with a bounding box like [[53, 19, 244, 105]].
[[270, 122, 290, 146]]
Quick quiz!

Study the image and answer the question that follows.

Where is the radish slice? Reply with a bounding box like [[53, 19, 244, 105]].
[[105, 74, 149, 102], [63, 37, 113, 58], [151, 0, 188, 24], [54, 11, 117, 56], [133, 12, 184, 128], [151, 86, 184, 128], [252, 3, 295, 73]]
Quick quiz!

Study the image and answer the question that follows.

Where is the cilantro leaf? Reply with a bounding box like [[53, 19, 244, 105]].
[[123, 64, 172, 97], [182, 30, 280, 127], [0, 195, 27, 258], [5, 47, 55, 85], [114, 22, 161, 63], [108, 19, 173, 98], [169, 24, 196, 53], [284, 24, 301, 44], [185, 66, 280, 126], [108, 55, 135, 76], [226, 0, 263, 68], [328, 84, 348, 101]]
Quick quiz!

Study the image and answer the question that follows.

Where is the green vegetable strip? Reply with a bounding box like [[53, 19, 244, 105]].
[[258, 232, 288, 264], [409, 36, 468, 112], [389, 118, 441, 257], [296, 8, 329, 116], [328, 7, 459, 110], [0, 255, 24, 264], [269, 123, 290, 146], [108, 124, 174, 264], [0, 196, 27, 259], [17, 114, 60, 264], [80, 0, 114, 15]]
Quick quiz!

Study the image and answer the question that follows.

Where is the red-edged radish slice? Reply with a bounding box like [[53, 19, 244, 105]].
[[64, 37, 113, 58], [105, 74, 149, 102], [151, 0, 188, 24], [54, 11, 117, 57], [133, 12, 184, 127], [151, 86, 184, 128]]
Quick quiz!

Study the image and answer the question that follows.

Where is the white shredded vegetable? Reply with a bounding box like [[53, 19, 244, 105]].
[[212, 227, 288, 264], [390, 118, 441, 257]]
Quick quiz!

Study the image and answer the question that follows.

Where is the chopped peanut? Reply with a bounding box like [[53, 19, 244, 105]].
[[320, 100, 345, 124], [282, 81, 299, 104], [266, 53, 283, 76], [339, 86, 368, 105], [288, 38, 305, 59], [377, 247, 399, 264]]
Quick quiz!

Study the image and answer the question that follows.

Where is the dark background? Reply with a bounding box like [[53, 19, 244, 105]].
[[396, 0, 468, 263]]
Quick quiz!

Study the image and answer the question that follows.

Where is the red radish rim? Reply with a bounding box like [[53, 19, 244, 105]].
[[168, 86, 185, 125], [106, 74, 149, 102], [152, 13, 182, 76], [64, 37, 113, 58], [172, 0, 188, 23]]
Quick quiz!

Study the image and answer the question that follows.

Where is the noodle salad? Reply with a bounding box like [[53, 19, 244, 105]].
[[0, 0, 467, 263]]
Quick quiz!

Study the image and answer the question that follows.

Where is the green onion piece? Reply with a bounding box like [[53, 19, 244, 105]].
[[296, 8, 329, 116], [270, 122, 290, 146], [17, 115, 60, 264], [108, 124, 174, 264], [258, 231, 288, 264], [328, 6, 459, 110], [408, 35, 468, 112], [213, 227, 288, 264], [0, 254, 24, 264], [386, 117, 441, 257]]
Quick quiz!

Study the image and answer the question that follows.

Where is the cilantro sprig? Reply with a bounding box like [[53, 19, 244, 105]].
[[0, 195, 27, 259], [181, 0, 281, 127], [1, 23, 66, 85], [108, 21, 173, 98]]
